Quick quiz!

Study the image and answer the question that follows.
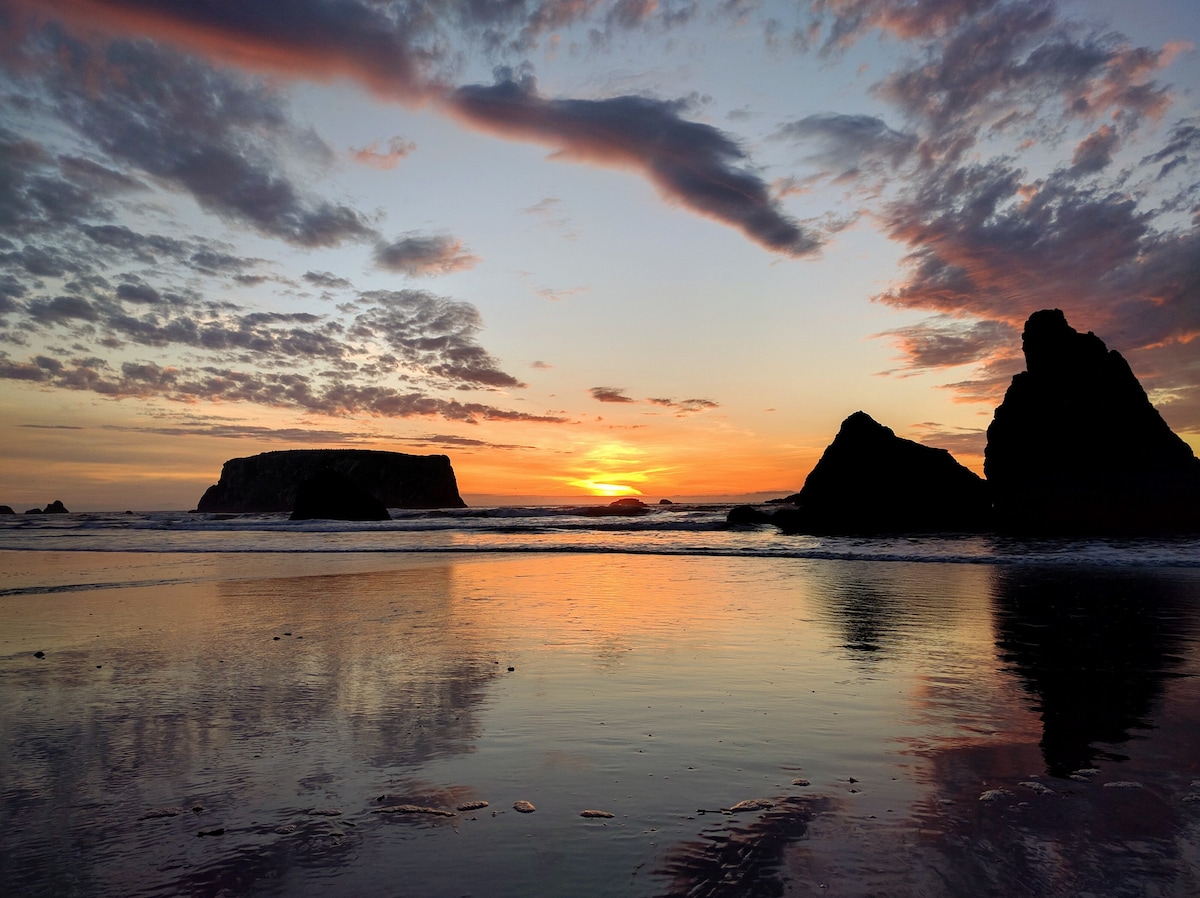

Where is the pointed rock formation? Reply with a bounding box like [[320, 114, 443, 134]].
[[769, 411, 990, 534], [985, 309, 1200, 533], [194, 449, 466, 513]]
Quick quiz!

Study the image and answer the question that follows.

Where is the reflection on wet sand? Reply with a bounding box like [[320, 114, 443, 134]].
[[0, 561, 506, 897], [992, 567, 1193, 776], [4, 553, 1199, 897]]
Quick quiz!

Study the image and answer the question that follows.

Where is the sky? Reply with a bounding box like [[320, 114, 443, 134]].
[[1, 0, 1198, 510]]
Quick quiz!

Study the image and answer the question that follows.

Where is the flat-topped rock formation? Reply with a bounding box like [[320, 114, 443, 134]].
[[986, 309, 1200, 533], [195, 450, 466, 513], [289, 468, 392, 521], [764, 411, 990, 534]]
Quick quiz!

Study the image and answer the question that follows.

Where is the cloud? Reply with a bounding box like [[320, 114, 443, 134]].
[[590, 386, 637, 403], [352, 136, 417, 170], [1068, 124, 1120, 177], [373, 234, 481, 277], [303, 270, 353, 290], [6, 27, 375, 248], [0, 350, 566, 423], [591, 388, 719, 414], [448, 76, 822, 256], [647, 396, 720, 414], [774, 113, 918, 176], [877, 317, 1018, 371]]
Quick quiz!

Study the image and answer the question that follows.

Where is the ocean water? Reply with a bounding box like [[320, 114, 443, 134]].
[[2, 508, 1200, 897]]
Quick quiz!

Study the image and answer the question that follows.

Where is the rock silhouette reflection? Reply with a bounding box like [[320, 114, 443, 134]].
[[991, 566, 1192, 776]]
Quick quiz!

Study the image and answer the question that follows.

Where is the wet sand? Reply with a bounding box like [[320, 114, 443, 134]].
[[2, 552, 1199, 896]]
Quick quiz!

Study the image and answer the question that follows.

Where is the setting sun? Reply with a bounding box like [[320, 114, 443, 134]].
[[567, 480, 644, 497]]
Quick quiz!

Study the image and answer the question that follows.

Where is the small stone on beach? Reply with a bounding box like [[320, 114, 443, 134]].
[[457, 800, 489, 811], [727, 799, 774, 812], [138, 807, 182, 820], [513, 800, 536, 813], [376, 804, 456, 817], [1019, 781, 1056, 795], [979, 789, 1012, 802], [580, 809, 615, 818], [791, 778, 810, 786]]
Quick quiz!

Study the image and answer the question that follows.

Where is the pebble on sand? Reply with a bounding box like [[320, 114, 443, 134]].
[[727, 799, 774, 812], [376, 804, 456, 817], [513, 800, 536, 813], [580, 809, 615, 818], [1019, 781, 1056, 796], [138, 807, 183, 820], [791, 778, 811, 786], [457, 800, 489, 811]]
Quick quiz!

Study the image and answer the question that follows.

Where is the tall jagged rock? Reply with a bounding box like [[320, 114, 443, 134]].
[[770, 411, 990, 534], [985, 309, 1200, 533], [194, 449, 466, 513]]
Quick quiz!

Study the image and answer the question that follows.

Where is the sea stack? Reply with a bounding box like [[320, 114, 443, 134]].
[[194, 449, 466, 513], [771, 411, 990, 534], [985, 309, 1200, 533]]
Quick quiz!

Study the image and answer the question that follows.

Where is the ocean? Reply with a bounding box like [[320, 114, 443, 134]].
[[2, 507, 1200, 896]]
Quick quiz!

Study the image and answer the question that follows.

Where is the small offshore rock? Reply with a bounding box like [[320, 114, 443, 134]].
[[456, 800, 489, 811], [791, 778, 811, 787], [979, 789, 1013, 802], [513, 800, 536, 813], [1070, 775, 1090, 782], [1103, 781, 1144, 789], [308, 808, 343, 816], [580, 809, 615, 818], [376, 804, 456, 817], [274, 823, 297, 834], [1019, 781, 1056, 795], [139, 807, 183, 820], [728, 799, 774, 812], [1073, 768, 1101, 777]]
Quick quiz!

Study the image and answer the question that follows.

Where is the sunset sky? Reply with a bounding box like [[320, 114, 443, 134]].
[[2, 0, 1198, 509]]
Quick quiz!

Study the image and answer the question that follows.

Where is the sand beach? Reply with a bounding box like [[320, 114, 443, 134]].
[[4, 545, 1200, 896]]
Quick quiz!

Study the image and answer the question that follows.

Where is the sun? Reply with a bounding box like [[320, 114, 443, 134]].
[[567, 479, 644, 498]]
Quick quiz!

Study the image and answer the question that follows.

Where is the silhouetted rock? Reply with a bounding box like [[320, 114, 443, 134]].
[[194, 449, 466, 513], [767, 411, 990, 534], [0, 505, 14, 515], [24, 500, 69, 514], [985, 309, 1200, 533], [658, 498, 674, 505], [289, 468, 391, 521], [727, 504, 776, 525], [578, 497, 651, 516]]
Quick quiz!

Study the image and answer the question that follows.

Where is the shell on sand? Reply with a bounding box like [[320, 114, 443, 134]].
[[513, 800, 536, 813], [580, 809, 615, 818], [727, 798, 774, 812], [376, 804, 456, 817], [457, 800, 489, 811]]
